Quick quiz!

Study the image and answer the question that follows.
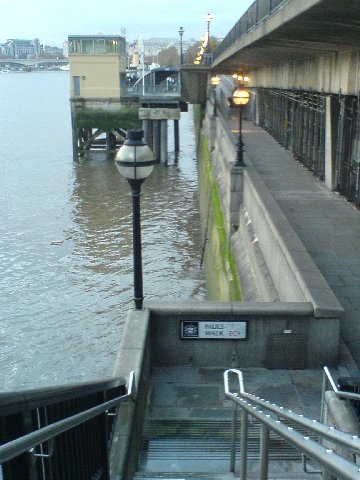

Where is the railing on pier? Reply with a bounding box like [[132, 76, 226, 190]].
[[224, 368, 360, 480], [0, 372, 135, 480], [213, 0, 288, 61], [126, 82, 181, 98], [125, 67, 181, 99]]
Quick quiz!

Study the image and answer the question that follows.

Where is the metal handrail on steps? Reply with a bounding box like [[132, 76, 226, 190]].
[[224, 369, 360, 480], [320, 366, 360, 422], [0, 371, 135, 465]]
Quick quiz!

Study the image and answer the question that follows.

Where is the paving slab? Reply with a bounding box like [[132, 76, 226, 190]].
[[229, 117, 360, 367]]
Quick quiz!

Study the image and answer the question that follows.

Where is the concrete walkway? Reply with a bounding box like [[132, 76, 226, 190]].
[[229, 114, 360, 369]]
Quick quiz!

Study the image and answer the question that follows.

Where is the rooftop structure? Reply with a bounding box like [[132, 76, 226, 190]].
[[68, 34, 126, 56]]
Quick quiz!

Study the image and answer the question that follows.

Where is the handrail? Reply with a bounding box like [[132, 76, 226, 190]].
[[213, 0, 288, 62], [224, 369, 360, 480], [0, 371, 135, 465], [320, 366, 360, 425], [0, 376, 126, 416]]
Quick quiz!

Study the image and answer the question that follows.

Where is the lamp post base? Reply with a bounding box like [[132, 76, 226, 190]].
[[235, 142, 245, 167]]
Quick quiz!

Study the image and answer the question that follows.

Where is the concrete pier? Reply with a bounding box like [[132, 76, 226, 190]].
[[160, 120, 168, 164], [139, 107, 181, 164]]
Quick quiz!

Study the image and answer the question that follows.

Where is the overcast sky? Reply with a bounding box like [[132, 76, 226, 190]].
[[1, 0, 255, 47]]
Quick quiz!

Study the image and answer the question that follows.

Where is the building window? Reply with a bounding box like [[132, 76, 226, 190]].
[[82, 40, 94, 54], [94, 39, 106, 54], [105, 39, 118, 53], [70, 40, 81, 53]]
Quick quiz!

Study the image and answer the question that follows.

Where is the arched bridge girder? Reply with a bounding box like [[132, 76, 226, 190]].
[[128, 67, 181, 96]]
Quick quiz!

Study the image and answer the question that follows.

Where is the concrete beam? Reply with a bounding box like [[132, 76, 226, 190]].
[[250, 50, 360, 95], [139, 107, 180, 120], [213, 0, 360, 75]]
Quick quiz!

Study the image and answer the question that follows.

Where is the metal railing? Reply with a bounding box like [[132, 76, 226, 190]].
[[213, 0, 288, 61], [321, 366, 360, 422], [126, 83, 181, 97], [224, 369, 360, 480], [0, 371, 135, 479]]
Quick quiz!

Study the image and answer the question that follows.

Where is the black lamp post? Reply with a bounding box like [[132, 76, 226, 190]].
[[115, 130, 157, 310], [232, 86, 250, 166], [179, 26, 184, 65], [211, 75, 220, 117], [204, 13, 213, 53]]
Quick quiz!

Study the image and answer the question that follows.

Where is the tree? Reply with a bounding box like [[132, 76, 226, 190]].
[[158, 46, 179, 67], [184, 37, 220, 64]]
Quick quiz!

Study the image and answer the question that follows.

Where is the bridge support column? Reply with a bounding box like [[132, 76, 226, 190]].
[[106, 132, 116, 155], [143, 119, 153, 149], [152, 120, 161, 162], [139, 108, 181, 162], [160, 120, 168, 164], [174, 120, 180, 152], [325, 96, 336, 191]]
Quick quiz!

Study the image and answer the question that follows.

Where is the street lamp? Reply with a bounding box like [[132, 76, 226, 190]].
[[115, 130, 157, 310], [204, 13, 213, 52], [232, 86, 250, 166], [179, 26, 184, 65], [210, 75, 220, 117]]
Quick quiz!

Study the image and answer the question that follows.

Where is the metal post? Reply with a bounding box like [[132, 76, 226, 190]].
[[259, 424, 269, 480], [240, 409, 248, 480], [129, 181, 144, 310], [230, 401, 237, 472], [207, 21, 211, 54], [235, 106, 245, 166], [179, 27, 184, 65], [320, 370, 328, 423], [213, 86, 217, 117]]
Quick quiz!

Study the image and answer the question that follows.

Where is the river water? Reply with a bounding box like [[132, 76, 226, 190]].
[[0, 71, 205, 391]]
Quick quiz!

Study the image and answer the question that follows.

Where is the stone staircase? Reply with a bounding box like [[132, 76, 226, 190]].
[[134, 367, 323, 480]]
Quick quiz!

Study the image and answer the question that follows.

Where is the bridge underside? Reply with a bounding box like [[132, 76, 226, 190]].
[[213, 0, 360, 77]]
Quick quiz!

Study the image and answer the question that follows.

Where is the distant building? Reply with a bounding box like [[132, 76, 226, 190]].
[[144, 38, 177, 52], [2, 38, 41, 58], [63, 41, 69, 58]]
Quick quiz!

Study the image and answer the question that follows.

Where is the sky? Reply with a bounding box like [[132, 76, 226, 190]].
[[1, 0, 255, 48]]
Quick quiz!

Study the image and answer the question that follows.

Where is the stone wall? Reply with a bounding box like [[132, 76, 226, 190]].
[[198, 97, 343, 364]]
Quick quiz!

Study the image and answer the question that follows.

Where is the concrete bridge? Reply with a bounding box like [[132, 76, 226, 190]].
[[0, 58, 68, 67], [212, 0, 360, 93], [209, 0, 360, 202]]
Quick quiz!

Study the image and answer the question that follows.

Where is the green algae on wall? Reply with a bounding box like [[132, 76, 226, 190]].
[[75, 107, 141, 131], [199, 134, 241, 301]]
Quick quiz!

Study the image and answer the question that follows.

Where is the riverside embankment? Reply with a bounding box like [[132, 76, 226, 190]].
[[196, 97, 343, 368]]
